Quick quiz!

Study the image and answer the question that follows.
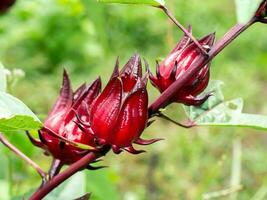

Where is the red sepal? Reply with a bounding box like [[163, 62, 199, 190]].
[[110, 87, 148, 148], [120, 54, 142, 92], [90, 77, 122, 143]]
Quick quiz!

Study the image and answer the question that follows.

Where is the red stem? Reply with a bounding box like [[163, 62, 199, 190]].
[[160, 6, 208, 55], [258, 18, 267, 24], [29, 152, 98, 200], [148, 18, 257, 117], [208, 18, 256, 57]]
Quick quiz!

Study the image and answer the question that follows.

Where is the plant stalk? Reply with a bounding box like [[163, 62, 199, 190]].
[[0, 133, 47, 181], [258, 18, 267, 24], [160, 6, 208, 55], [29, 152, 99, 200]]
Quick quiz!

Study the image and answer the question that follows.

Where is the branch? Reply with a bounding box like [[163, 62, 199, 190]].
[[29, 152, 99, 200], [208, 18, 256, 57], [258, 18, 267, 24], [148, 17, 257, 117], [0, 133, 47, 182], [160, 6, 208, 55]]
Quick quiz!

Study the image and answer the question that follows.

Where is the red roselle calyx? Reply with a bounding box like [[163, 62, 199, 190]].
[[79, 54, 160, 154], [0, 0, 16, 13], [30, 54, 160, 164], [149, 27, 215, 106], [32, 71, 101, 164]]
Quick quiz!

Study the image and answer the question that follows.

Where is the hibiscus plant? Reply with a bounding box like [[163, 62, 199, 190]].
[[0, 0, 267, 199]]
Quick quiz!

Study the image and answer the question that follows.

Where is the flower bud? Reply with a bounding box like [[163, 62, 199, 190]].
[[149, 28, 215, 106], [36, 71, 101, 164]]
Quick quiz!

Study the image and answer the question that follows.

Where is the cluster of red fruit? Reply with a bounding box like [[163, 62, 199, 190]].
[[2, 0, 267, 167], [26, 29, 216, 165]]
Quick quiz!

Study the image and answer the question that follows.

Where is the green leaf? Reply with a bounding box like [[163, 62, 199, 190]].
[[0, 92, 42, 132], [0, 116, 42, 132], [183, 80, 224, 119], [0, 64, 41, 132], [97, 0, 165, 7], [235, 0, 262, 23], [0, 92, 39, 121], [45, 172, 87, 200], [183, 80, 267, 131], [86, 170, 120, 200], [0, 63, 7, 92]]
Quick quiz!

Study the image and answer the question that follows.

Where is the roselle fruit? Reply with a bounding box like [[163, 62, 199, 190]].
[[149, 27, 215, 106], [29, 71, 101, 164], [78, 54, 160, 154], [0, 0, 16, 13], [29, 54, 159, 165]]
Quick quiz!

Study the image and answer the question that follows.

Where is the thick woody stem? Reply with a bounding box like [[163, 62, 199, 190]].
[[160, 6, 208, 55], [29, 152, 99, 200], [0, 133, 47, 182], [148, 17, 257, 117]]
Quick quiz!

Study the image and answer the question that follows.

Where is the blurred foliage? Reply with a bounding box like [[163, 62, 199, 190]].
[[1, 0, 267, 199]]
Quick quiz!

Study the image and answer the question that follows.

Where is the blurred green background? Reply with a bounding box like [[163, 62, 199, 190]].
[[1, 0, 267, 199]]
